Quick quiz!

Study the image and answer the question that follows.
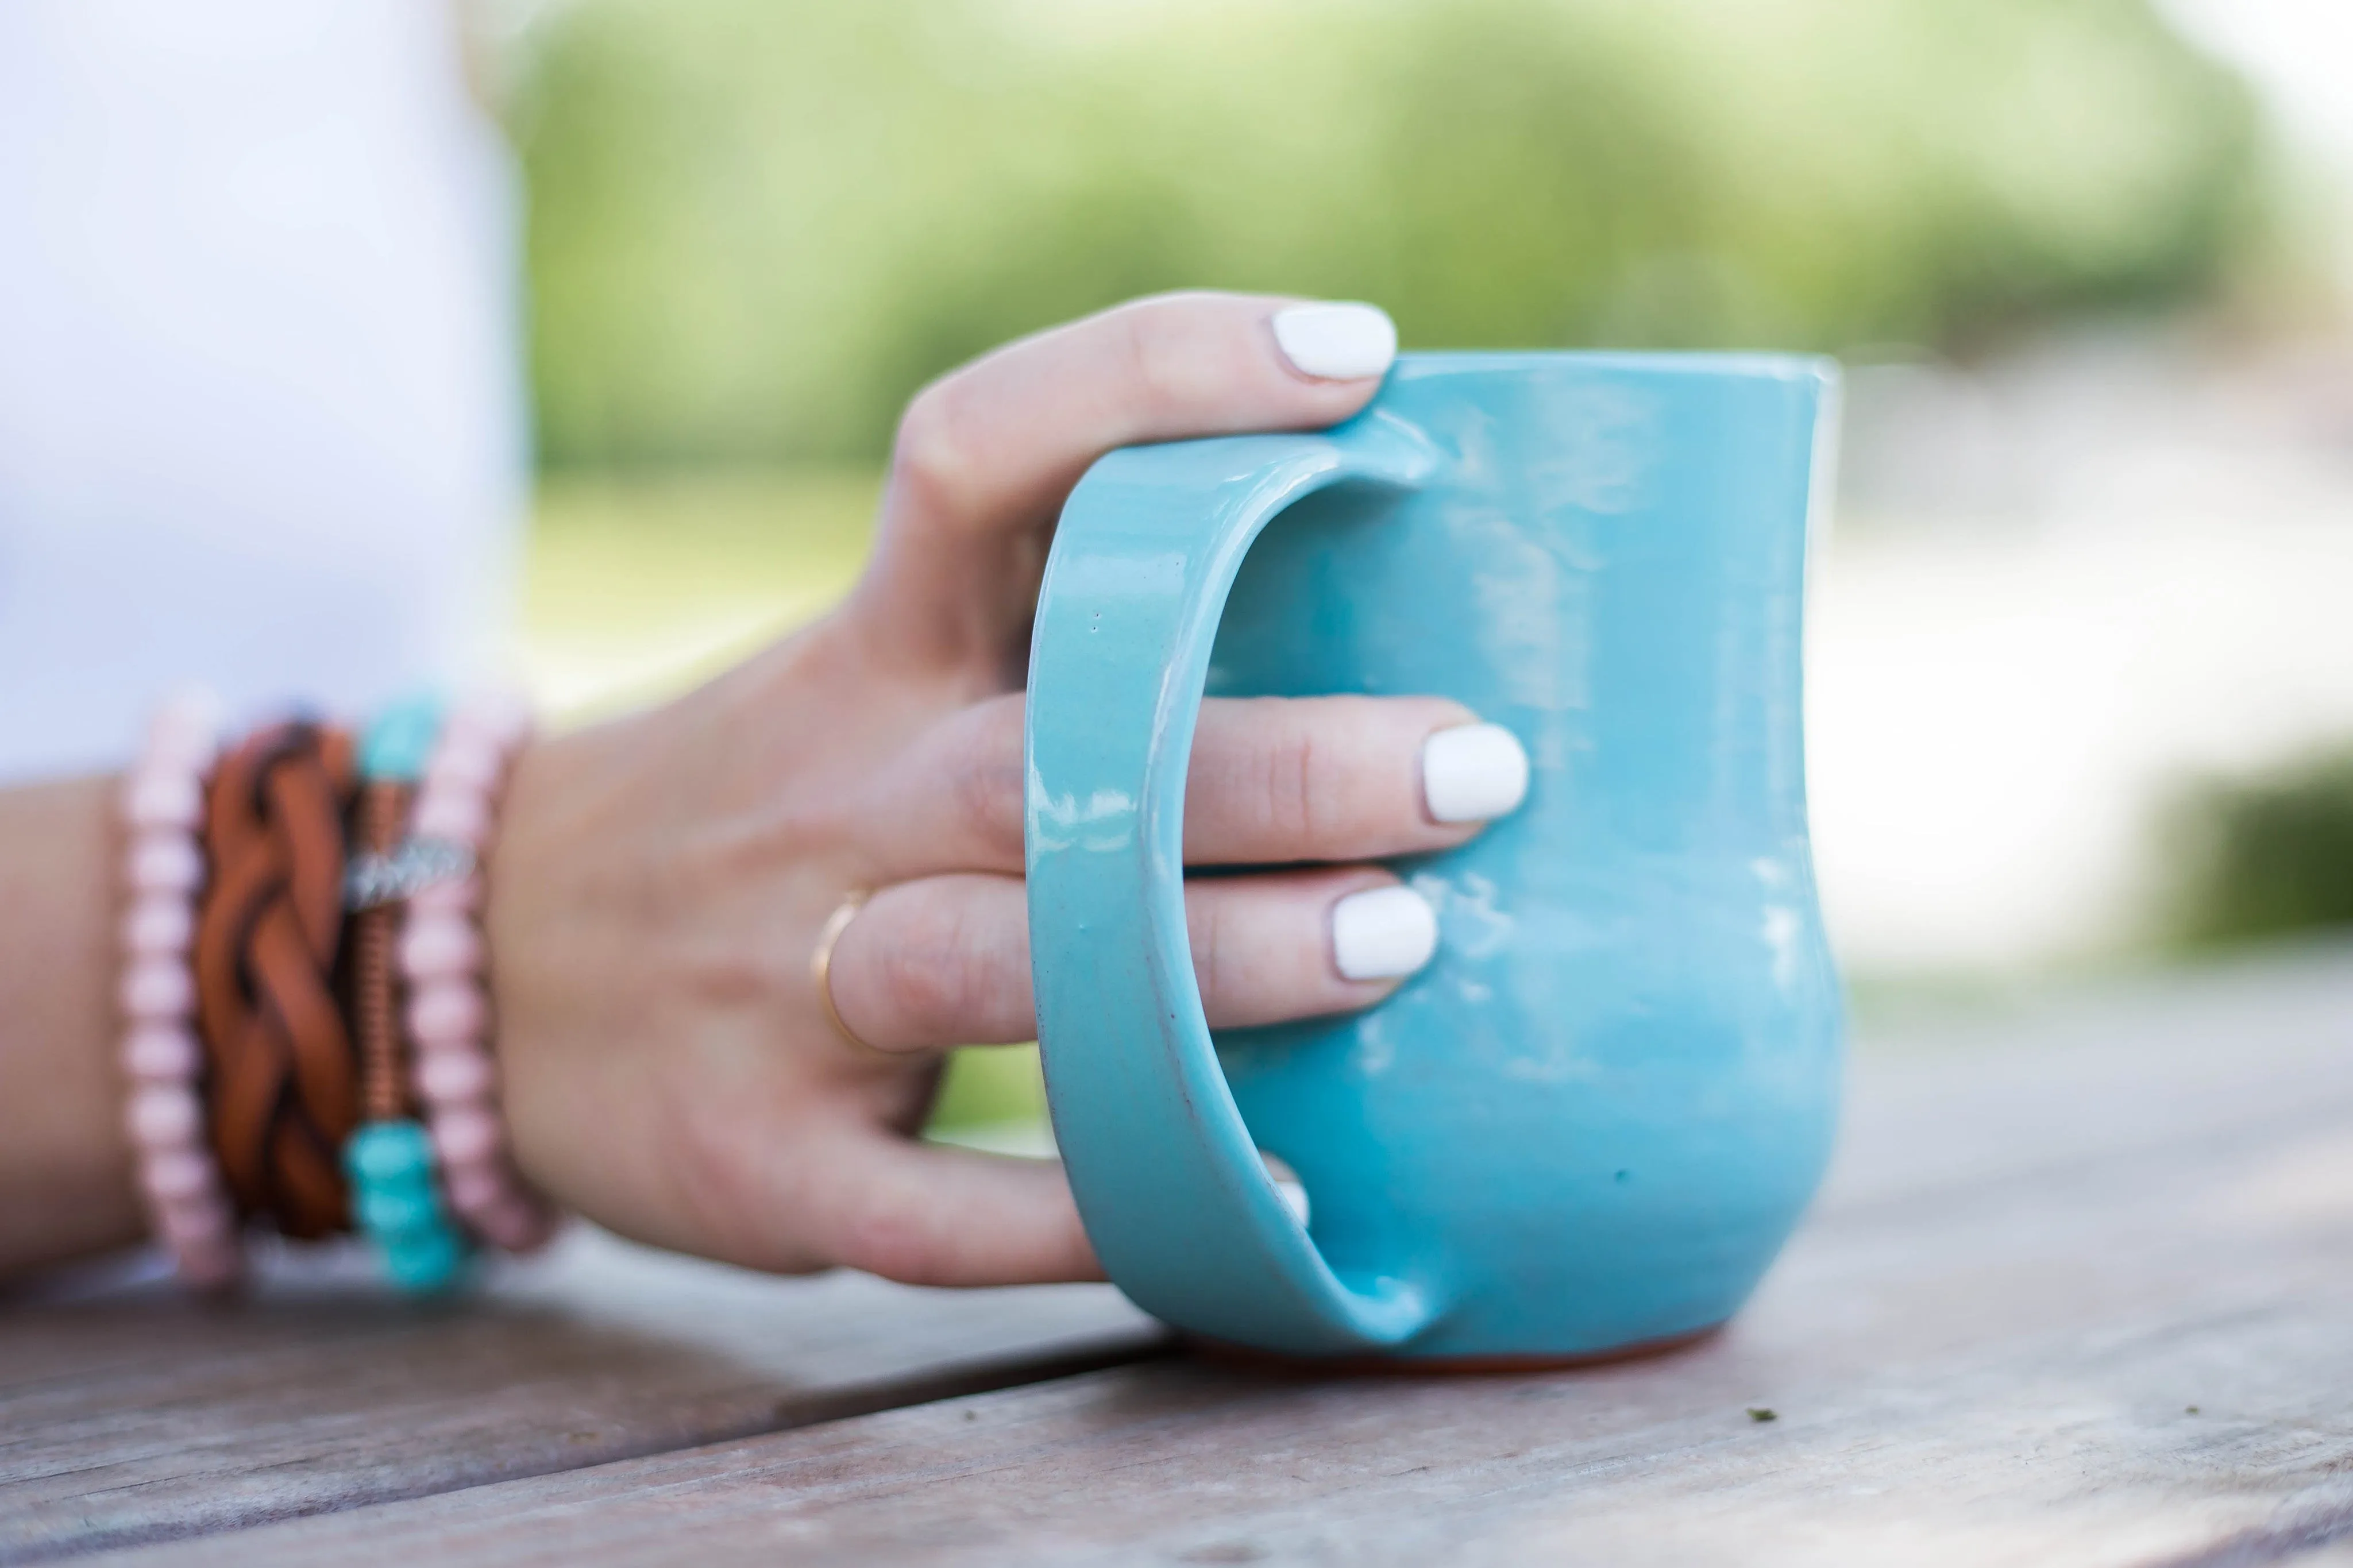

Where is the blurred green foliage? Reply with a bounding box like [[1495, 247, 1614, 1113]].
[[927, 1042, 1048, 1133], [507, 0, 2264, 470], [2161, 750, 2353, 951]]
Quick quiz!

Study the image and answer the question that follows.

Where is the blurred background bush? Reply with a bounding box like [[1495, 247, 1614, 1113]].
[[2162, 746, 2353, 949], [488, 0, 2353, 1132], [507, 0, 2265, 470]]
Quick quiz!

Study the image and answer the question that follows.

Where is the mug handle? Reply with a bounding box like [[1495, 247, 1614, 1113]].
[[1024, 409, 1446, 1355]]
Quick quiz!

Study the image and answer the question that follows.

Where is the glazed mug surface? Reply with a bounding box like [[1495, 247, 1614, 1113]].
[[1023, 352, 1843, 1361]]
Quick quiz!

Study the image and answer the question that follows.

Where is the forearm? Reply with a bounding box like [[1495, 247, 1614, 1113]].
[[0, 776, 142, 1275]]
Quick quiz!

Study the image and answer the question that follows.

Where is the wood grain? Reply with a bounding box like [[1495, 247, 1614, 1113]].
[[90, 944, 2353, 1568], [0, 1231, 1159, 1562]]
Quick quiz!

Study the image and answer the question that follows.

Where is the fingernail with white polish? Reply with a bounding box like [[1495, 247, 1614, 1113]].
[[1331, 885, 1439, 982], [1271, 302, 1398, 381], [1422, 723, 1530, 824]]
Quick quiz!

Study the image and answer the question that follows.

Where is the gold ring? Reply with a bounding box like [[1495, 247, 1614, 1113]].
[[811, 890, 876, 1051]]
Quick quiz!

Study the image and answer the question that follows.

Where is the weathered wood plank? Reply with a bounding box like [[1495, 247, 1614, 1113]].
[[0, 1231, 1160, 1561], [102, 945, 2353, 1568]]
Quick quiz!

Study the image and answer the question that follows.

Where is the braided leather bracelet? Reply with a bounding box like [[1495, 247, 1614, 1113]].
[[195, 721, 361, 1239]]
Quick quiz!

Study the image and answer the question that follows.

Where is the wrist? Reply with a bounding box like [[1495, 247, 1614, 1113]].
[[0, 776, 144, 1274], [480, 718, 612, 1211]]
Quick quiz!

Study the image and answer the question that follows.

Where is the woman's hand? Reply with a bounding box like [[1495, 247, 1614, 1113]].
[[487, 292, 1528, 1286]]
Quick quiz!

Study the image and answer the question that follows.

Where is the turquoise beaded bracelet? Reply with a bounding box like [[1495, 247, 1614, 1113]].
[[343, 696, 470, 1293]]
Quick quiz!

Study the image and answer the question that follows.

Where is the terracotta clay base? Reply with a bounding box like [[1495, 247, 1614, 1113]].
[[1186, 1319, 1726, 1378]]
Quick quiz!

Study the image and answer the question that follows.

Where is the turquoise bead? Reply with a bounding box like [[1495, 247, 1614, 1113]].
[[384, 1227, 468, 1292], [355, 1184, 437, 1235], [344, 1118, 469, 1295], [360, 693, 446, 783], [345, 1120, 433, 1183]]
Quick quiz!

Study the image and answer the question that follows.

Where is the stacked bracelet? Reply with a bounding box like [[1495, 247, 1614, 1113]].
[[400, 693, 554, 1254], [117, 688, 553, 1291], [118, 692, 240, 1290]]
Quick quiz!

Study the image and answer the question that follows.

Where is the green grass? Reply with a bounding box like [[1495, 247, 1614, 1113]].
[[524, 466, 879, 717], [523, 468, 1050, 1137]]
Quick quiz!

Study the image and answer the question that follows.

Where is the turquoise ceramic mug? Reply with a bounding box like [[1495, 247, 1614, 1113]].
[[1023, 352, 1842, 1362]]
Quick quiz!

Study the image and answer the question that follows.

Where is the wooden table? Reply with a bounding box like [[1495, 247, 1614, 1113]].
[[9, 945, 2353, 1567]]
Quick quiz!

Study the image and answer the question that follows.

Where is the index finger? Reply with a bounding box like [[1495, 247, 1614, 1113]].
[[850, 291, 1398, 669], [853, 692, 1507, 883]]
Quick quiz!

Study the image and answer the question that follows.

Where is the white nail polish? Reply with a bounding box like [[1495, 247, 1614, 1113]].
[[1271, 302, 1398, 381], [1422, 723, 1530, 824], [1331, 885, 1439, 982]]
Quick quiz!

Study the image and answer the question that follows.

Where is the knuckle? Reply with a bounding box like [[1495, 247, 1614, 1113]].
[[654, 1102, 830, 1275], [940, 700, 1027, 862], [678, 813, 847, 1013], [867, 895, 1004, 1042], [1116, 299, 1219, 414], [889, 378, 982, 519], [1186, 893, 1236, 1006], [1199, 696, 1424, 860], [1258, 708, 1357, 858], [684, 938, 777, 1013], [832, 1190, 952, 1284]]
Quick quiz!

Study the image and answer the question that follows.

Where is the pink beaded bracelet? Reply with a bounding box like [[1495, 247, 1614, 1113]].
[[397, 692, 556, 1254], [118, 692, 241, 1290]]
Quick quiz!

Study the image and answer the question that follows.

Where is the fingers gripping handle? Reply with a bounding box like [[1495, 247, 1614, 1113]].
[[1024, 414, 1444, 1354]]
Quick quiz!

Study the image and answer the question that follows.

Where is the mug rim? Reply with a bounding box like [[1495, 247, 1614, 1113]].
[[1390, 348, 1835, 385]]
